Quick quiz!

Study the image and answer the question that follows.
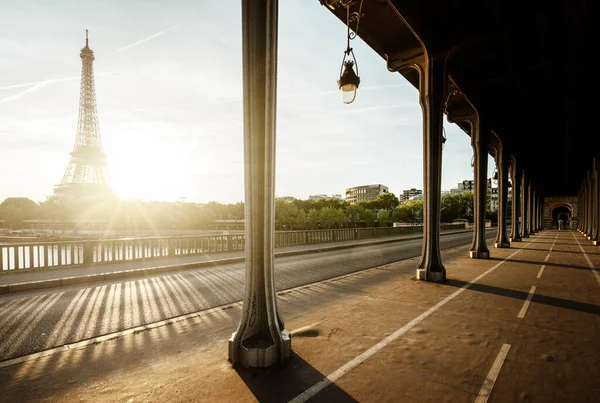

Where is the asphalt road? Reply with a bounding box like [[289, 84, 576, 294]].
[[0, 229, 497, 362]]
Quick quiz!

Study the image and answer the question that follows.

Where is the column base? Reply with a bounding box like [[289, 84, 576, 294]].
[[416, 269, 446, 282], [229, 331, 291, 368], [522, 234, 530, 238], [588, 236, 592, 241], [510, 237, 522, 242], [494, 242, 511, 248], [593, 240, 600, 246], [469, 250, 490, 259]]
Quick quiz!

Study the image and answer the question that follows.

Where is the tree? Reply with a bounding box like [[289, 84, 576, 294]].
[[393, 199, 423, 223], [0, 198, 40, 229], [377, 209, 393, 227], [362, 208, 375, 227], [375, 193, 400, 212], [275, 199, 306, 230]]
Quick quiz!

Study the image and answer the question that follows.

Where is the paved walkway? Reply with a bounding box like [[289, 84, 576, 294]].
[[0, 228, 473, 286], [0, 230, 598, 403]]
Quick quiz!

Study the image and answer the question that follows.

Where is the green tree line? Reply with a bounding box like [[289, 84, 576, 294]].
[[0, 191, 497, 231]]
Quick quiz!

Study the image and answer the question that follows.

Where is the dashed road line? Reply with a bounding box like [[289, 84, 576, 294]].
[[475, 343, 512, 403], [288, 241, 534, 403], [517, 286, 537, 319], [537, 265, 546, 279]]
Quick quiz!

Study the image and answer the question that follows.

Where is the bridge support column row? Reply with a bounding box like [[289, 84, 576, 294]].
[[576, 158, 600, 248]]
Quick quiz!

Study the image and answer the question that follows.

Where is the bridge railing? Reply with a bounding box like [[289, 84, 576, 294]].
[[0, 223, 465, 273]]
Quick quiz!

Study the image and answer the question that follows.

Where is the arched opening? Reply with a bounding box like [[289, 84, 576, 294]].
[[550, 203, 573, 229]]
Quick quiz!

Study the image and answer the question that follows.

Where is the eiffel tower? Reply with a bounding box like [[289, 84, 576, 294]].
[[51, 30, 113, 203]]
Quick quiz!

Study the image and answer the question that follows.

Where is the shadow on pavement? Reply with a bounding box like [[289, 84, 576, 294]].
[[235, 351, 357, 403], [444, 279, 600, 316], [488, 257, 594, 271]]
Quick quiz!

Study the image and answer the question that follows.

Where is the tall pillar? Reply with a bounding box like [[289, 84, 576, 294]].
[[415, 55, 447, 282], [510, 156, 522, 242], [229, 0, 291, 368], [576, 188, 580, 231], [536, 197, 541, 231], [580, 183, 586, 233], [581, 179, 587, 234], [520, 169, 530, 238], [528, 183, 534, 235], [593, 159, 600, 245], [586, 171, 593, 237], [469, 117, 490, 259], [494, 142, 510, 248], [540, 198, 544, 230], [531, 191, 537, 235]]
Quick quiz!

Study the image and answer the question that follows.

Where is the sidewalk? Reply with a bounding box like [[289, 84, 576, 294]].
[[0, 228, 476, 291], [0, 230, 597, 403]]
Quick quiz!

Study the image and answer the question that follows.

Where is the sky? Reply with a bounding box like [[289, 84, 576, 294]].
[[0, 0, 495, 204]]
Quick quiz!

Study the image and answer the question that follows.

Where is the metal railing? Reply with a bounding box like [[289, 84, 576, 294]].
[[0, 223, 465, 273]]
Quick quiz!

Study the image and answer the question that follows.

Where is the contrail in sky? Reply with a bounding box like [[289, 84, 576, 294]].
[[0, 73, 115, 105], [111, 24, 180, 54]]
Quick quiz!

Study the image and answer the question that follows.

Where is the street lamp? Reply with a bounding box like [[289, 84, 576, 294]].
[[338, 60, 360, 104], [336, 1, 363, 104]]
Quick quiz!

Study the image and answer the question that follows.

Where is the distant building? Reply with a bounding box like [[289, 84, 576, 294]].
[[453, 179, 498, 211], [399, 188, 422, 204], [458, 179, 475, 192], [345, 184, 389, 204], [490, 186, 499, 211]]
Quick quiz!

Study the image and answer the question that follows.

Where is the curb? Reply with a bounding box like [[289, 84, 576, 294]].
[[0, 229, 476, 295]]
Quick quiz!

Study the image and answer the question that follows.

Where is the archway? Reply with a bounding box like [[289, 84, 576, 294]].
[[550, 203, 573, 229]]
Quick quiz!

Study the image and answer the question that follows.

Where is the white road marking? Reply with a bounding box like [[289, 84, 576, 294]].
[[517, 286, 537, 319], [288, 242, 534, 403], [572, 233, 600, 286], [474, 343, 512, 403], [537, 265, 546, 279]]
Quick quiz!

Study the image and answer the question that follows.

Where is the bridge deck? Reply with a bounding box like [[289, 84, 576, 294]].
[[0, 230, 598, 403], [0, 228, 473, 289]]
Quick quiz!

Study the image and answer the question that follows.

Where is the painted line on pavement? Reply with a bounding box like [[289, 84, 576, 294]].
[[517, 286, 537, 319], [474, 343, 512, 403], [288, 241, 534, 403], [544, 254, 550, 262], [537, 265, 546, 279], [572, 233, 600, 286]]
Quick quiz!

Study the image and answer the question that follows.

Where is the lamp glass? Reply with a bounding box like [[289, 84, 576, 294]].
[[341, 84, 357, 104]]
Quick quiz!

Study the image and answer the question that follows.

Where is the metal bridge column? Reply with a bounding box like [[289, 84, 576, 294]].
[[494, 142, 510, 248], [520, 169, 530, 238], [469, 117, 490, 259], [229, 0, 291, 368], [510, 157, 522, 242]]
